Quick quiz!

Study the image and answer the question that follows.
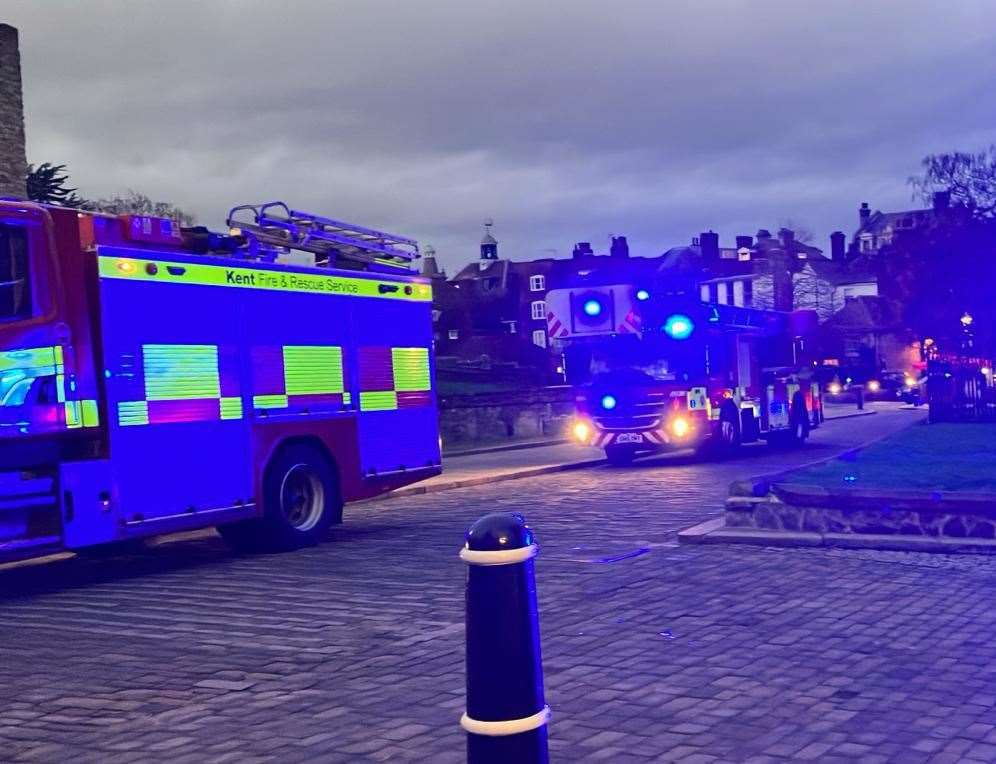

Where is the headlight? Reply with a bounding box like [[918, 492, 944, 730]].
[[828, 383, 841, 395], [572, 421, 591, 442], [670, 417, 690, 438], [601, 394, 617, 410], [867, 380, 880, 392]]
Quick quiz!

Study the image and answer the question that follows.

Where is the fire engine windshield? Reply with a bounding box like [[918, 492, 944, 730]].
[[0, 223, 31, 322]]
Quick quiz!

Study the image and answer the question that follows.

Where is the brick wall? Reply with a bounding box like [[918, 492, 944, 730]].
[[0, 24, 27, 199]]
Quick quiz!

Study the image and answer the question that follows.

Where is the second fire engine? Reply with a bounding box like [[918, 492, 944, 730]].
[[546, 273, 822, 465]]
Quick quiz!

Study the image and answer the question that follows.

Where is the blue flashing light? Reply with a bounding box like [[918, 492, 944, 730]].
[[663, 313, 694, 340], [601, 394, 617, 410], [583, 299, 603, 317], [635, 289, 650, 302]]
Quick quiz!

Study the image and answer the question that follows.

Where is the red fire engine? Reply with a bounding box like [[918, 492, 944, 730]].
[[546, 275, 822, 465], [0, 200, 440, 562]]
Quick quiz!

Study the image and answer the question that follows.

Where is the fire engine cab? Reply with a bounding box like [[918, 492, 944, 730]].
[[0, 199, 440, 562], [546, 275, 822, 465]]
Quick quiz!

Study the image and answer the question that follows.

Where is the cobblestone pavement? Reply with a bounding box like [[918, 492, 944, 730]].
[[5, 407, 991, 763]]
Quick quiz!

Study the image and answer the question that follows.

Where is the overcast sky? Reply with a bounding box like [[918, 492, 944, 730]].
[[7, 1, 996, 271]]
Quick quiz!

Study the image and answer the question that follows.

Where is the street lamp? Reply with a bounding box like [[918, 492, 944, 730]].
[[961, 312, 974, 327]]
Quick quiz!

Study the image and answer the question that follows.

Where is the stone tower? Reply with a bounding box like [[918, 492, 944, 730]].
[[0, 24, 28, 199]]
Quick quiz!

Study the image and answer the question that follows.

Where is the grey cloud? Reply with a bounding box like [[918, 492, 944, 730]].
[[7, 0, 996, 271]]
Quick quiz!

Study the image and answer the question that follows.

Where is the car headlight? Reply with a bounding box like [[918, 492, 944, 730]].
[[867, 380, 881, 392]]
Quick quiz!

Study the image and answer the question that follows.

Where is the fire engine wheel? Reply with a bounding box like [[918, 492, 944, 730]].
[[716, 405, 742, 454], [768, 395, 810, 449], [219, 444, 341, 553], [698, 404, 741, 459]]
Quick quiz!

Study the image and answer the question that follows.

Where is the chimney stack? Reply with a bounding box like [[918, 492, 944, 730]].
[[0, 24, 28, 199], [735, 235, 753, 250], [610, 235, 629, 258], [699, 230, 720, 261], [859, 202, 871, 226], [830, 231, 846, 262], [572, 241, 593, 259]]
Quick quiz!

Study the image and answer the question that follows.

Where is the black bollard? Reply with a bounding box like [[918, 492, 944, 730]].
[[460, 512, 549, 764]]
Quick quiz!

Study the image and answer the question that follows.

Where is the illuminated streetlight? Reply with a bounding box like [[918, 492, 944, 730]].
[[961, 312, 974, 327]]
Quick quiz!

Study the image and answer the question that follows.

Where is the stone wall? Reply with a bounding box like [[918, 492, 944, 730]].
[[0, 24, 27, 199], [438, 386, 575, 445], [726, 482, 996, 540]]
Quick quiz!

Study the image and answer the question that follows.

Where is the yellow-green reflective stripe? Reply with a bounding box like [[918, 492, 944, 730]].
[[65, 401, 81, 428], [253, 394, 288, 409], [343, 392, 352, 405], [0, 346, 59, 373], [119, 400, 149, 426], [283, 346, 344, 395], [143, 344, 221, 401], [220, 397, 243, 420], [98, 255, 433, 303], [81, 399, 99, 427], [392, 347, 431, 392], [360, 391, 397, 411]]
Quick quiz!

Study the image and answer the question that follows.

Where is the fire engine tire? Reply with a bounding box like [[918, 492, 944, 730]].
[[219, 443, 342, 553], [741, 410, 760, 442], [700, 404, 742, 458], [768, 395, 810, 449], [786, 395, 810, 446], [605, 445, 636, 466]]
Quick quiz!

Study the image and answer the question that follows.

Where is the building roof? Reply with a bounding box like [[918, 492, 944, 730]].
[[857, 208, 933, 238], [452, 258, 508, 281], [825, 295, 901, 330], [804, 259, 876, 286]]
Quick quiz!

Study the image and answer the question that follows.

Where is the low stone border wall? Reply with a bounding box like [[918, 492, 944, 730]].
[[438, 387, 575, 445], [725, 481, 996, 540]]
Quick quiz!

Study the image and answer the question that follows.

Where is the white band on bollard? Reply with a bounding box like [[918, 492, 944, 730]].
[[460, 543, 538, 566], [461, 705, 551, 736]]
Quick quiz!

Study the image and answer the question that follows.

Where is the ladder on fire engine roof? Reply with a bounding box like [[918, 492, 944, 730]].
[[226, 201, 419, 272]]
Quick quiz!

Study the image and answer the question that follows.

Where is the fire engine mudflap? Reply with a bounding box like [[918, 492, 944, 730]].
[[0, 199, 441, 564], [546, 274, 822, 466]]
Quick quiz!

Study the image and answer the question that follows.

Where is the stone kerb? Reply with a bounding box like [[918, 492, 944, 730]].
[[725, 483, 996, 541]]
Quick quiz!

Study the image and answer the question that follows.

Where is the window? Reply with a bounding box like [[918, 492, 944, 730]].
[[529, 274, 546, 292], [700, 284, 709, 301], [531, 300, 546, 320], [743, 278, 754, 307], [0, 224, 31, 321], [532, 330, 547, 348], [708, 283, 718, 303], [508, 321, 518, 334], [448, 329, 459, 340], [717, 282, 729, 305]]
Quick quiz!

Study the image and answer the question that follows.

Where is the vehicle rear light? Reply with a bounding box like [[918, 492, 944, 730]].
[[116, 259, 136, 274]]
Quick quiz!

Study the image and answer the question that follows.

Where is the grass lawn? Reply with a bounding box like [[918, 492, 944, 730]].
[[781, 422, 996, 494]]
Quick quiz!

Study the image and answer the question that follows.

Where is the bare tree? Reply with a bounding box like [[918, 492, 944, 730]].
[[778, 218, 815, 244], [910, 146, 996, 220], [83, 190, 194, 226]]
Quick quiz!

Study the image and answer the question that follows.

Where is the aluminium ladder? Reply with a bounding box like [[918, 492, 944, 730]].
[[226, 201, 419, 272]]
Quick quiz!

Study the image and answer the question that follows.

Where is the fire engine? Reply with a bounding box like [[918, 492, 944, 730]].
[[546, 274, 822, 465], [0, 199, 440, 562]]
